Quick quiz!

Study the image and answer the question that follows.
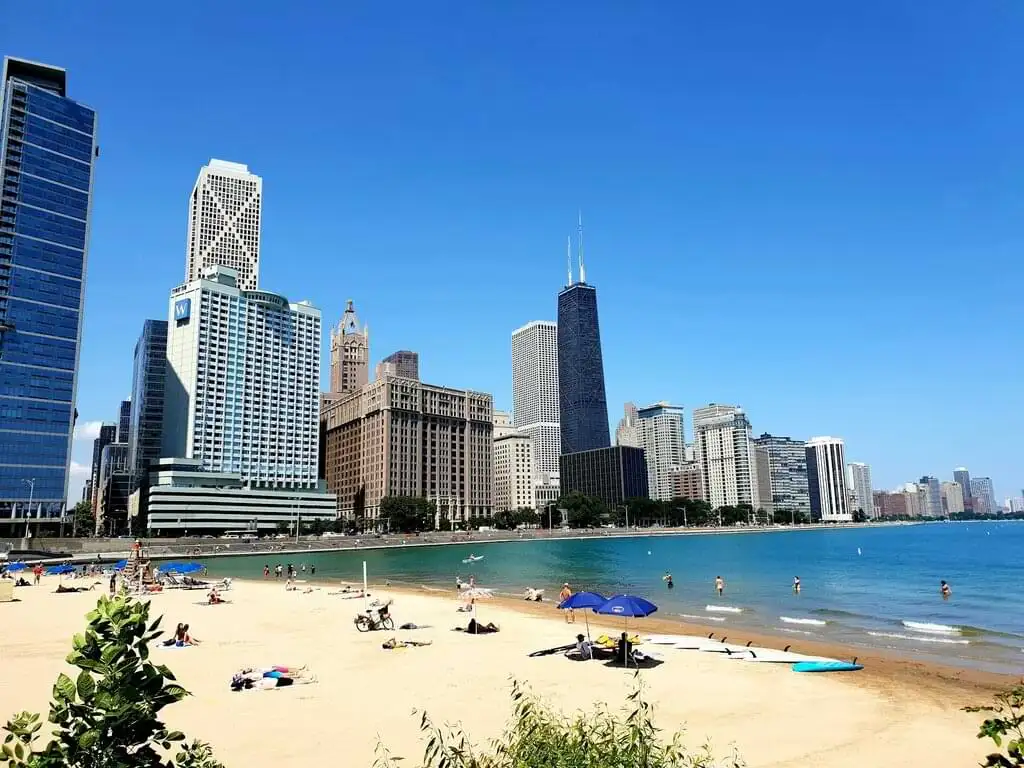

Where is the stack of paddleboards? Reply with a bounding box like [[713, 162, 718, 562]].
[[643, 635, 863, 673]]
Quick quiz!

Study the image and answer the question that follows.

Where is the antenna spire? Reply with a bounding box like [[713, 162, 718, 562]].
[[566, 235, 573, 285], [577, 210, 586, 283]]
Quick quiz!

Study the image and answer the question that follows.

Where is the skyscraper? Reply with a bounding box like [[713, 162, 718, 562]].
[[375, 349, 418, 380], [557, 224, 609, 456], [953, 467, 972, 502], [185, 159, 262, 290], [127, 319, 167, 488], [846, 462, 873, 516], [753, 434, 811, 518], [805, 436, 851, 522], [614, 402, 641, 448], [329, 299, 368, 394], [116, 398, 131, 443], [511, 320, 560, 480], [88, 423, 116, 516], [918, 475, 942, 518], [692, 405, 760, 508], [0, 57, 98, 526], [970, 477, 996, 515], [162, 266, 321, 489], [637, 402, 685, 501], [494, 428, 534, 512], [940, 481, 964, 515]]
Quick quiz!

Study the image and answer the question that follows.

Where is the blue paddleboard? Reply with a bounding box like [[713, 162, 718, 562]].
[[792, 661, 863, 673]]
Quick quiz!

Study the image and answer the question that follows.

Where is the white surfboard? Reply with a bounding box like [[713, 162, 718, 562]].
[[723, 648, 836, 664]]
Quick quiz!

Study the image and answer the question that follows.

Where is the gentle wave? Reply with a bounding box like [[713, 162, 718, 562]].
[[901, 621, 961, 636], [706, 605, 743, 614], [869, 631, 970, 646], [779, 616, 827, 626], [777, 627, 815, 636], [681, 613, 725, 622], [810, 608, 872, 620]]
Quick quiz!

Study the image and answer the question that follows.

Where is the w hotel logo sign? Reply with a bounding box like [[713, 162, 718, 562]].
[[174, 298, 192, 323]]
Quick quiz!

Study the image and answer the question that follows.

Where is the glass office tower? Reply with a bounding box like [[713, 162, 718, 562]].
[[127, 319, 167, 489], [557, 282, 610, 455], [0, 57, 98, 525]]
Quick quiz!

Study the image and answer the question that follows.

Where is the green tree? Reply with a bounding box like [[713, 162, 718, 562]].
[[70, 501, 92, 538], [556, 492, 608, 529], [379, 496, 436, 533], [852, 508, 868, 523], [514, 508, 539, 528], [964, 681, 1024, 767], [1, 595, 222, 767]]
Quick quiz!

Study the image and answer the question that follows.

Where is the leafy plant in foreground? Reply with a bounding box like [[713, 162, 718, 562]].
[[964, 682, 1024, 767], [1, 594, 222, 768], [374, 675, 743, 768]]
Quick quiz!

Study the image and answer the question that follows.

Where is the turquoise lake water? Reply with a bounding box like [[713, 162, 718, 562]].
[[201, 522, 1024, 674]]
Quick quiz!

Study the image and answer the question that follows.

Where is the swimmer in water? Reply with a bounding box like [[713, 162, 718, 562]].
[[940, 580, 951, 599], [793, 576, 801, 594], [663, 572, 674, 589], [715, 576, 725, 596]]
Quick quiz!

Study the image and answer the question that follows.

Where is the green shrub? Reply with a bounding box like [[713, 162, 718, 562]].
[[1, 594, 222, 768], [964, 681, 1024, 767], [374, 676, 743, 768]]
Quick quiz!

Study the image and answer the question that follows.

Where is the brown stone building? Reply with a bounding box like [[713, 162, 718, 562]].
[[321, 376, 493, 526], [668, 461, 704, 502], [329, 299, 368, 394]]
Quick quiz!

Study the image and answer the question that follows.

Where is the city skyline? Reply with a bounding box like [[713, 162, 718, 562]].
[[7, 3, 1019, 505]]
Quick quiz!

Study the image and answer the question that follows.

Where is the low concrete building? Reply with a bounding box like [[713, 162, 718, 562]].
[[144, 458, 336, 535]]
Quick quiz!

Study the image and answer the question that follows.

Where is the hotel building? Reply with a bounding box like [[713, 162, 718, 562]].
[[329, 299, 368, 394], [185, 159, 262, 290], [321, 376, 494, 526]]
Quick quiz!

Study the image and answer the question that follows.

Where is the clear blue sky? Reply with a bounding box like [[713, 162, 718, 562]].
[[7, 1, 1022, 503]]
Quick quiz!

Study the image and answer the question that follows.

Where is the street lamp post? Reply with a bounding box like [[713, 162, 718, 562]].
[[22, 478, 35, 539]]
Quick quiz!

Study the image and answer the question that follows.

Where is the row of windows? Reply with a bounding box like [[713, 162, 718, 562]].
[[9, 233, 84, 278], [0, 430, 68, 466], [20, 143, 92, 192], [14, 205, 86, 250], [16, 173, 90, 221], [24, 86, 96, 136], [0, 400, 72, 432], [0, 467, 66, 501], [0, 368, 73, 401], [8, 264, 81, 308], [24, 115, 94, 165], [1, 332, 76, 369], [6, 299, 79, 339]]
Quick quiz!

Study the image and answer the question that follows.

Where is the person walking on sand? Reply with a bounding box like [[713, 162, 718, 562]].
[[715, 576, 725, 597], [940, 580, 951, 599], [559, 583, 575, 623]]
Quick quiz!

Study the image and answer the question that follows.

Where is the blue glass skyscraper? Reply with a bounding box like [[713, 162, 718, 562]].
[[557, 226, 610, 456], [0, 57, 98, 526]]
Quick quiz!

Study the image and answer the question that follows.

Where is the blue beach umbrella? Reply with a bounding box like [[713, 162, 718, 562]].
[[161, 562, 203, 575], [5, 562, 28, 573], [112, 560, 128, 571], [595, 595, 659, 666], [46, 564, 75, 576], [558, 590, 607, 640]]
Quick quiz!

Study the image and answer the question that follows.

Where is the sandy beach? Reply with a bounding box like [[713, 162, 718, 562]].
[[0, 576, 1012, 767]]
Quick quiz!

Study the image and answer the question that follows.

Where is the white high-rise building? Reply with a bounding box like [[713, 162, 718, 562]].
[[185, 159, 263, 291], [162, 266, 321, 488], [692, 404, 760, 509], [941, 481, 965, 515], [970, 477, 997, 515], [511, 321, 560, 482], [615, 402, 641, 448], [637, 402, 685, 501], [846, 462, 873, 517], [494, 429, 535, 512], [493, 410, 516, 439], [805, 437, 851, 522]]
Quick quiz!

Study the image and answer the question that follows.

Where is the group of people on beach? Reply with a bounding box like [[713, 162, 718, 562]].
[[263, 563, 316, 579]]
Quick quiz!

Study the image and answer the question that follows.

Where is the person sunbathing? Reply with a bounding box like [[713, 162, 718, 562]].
[[381, 637, 433, 649], [465, 618, 499, 634], [54, 583, 93, 593], [230, 666, 315, 691], [207, 588, 224, 604]]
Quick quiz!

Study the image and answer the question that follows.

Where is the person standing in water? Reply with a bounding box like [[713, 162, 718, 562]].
[[793, 576, 801, 594], [559, 583, 575, 623], [940, 580, 951, 599], [663, 572, 674, 589], [714, 576, 725, 596]]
